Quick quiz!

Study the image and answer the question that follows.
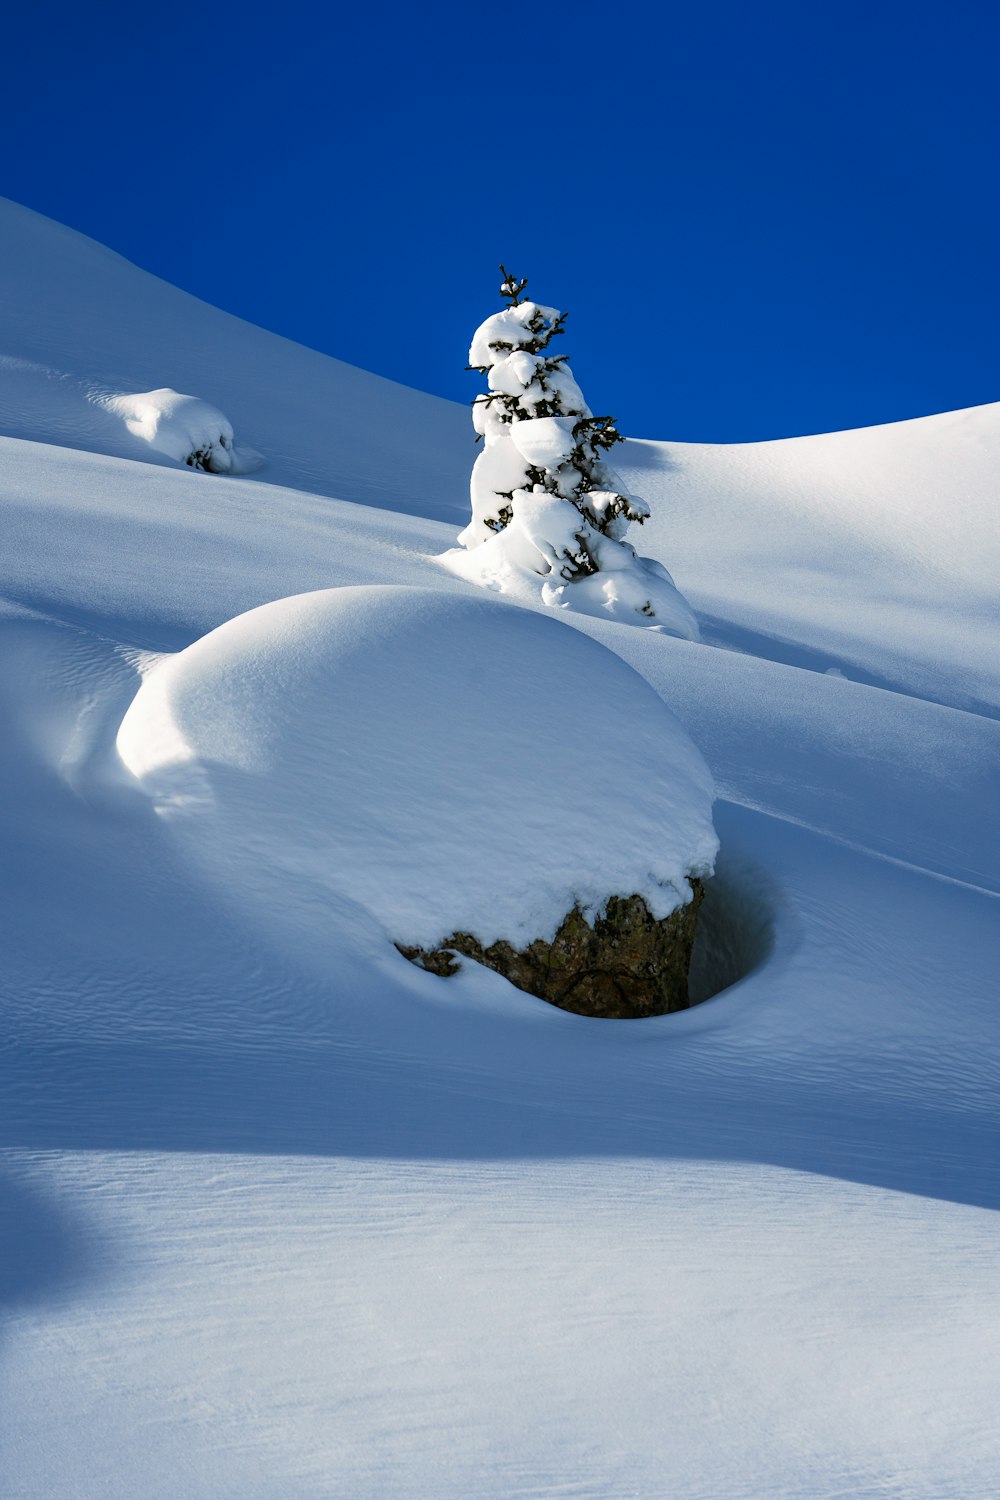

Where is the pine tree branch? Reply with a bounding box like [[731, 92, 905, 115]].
[[498, 264, 528, 306]]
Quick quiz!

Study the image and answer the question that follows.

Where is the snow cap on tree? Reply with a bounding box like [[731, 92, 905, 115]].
[[447, 267, 700, 640], [461, 265, 648, 556]]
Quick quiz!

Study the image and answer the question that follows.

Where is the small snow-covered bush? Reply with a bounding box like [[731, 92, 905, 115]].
[[104, 388, 255, 473], [440, 269, 698, 638]]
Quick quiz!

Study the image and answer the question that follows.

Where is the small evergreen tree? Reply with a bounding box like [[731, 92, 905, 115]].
[[461, 265, 648, 562], [450, 268, 698, 637]]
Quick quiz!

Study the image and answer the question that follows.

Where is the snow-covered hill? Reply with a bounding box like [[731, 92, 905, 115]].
[[0, 199, 470, 521], [1, 199, 998, 1500], [626, 408, 1000, 716]]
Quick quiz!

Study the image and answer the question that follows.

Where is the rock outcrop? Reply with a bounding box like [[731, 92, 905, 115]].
[[399, 880, 704, 1019]]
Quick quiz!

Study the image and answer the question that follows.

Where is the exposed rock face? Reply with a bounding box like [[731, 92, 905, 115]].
[[399, 880, 704, 1019]]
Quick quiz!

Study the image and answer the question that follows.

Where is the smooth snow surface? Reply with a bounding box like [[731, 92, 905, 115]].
[[117, 586, 716, 949], [622, 410, 1000, 715], [2, 199, 1000, 1500]]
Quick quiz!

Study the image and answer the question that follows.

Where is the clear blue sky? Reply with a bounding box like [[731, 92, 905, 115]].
[[5, 0, 998, 441]]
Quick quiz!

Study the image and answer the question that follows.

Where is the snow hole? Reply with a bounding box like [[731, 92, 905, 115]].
[[687, 847, 778, 1005]]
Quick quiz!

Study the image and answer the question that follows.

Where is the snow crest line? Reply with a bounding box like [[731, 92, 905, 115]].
[[720, 793, 1000, 900]]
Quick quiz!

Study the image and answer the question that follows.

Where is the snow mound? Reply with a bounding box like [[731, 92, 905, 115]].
[[102, 388, 257, 473], [442, 504, 700, 638], [116, 586, 718, 953]]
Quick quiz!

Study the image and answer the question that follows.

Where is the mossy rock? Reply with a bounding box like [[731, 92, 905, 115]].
[[399, 880, 704, 1019]]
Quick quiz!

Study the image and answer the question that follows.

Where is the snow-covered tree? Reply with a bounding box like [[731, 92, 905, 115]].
[[105, 388, 259, 474], [443, 267, 699, 638]]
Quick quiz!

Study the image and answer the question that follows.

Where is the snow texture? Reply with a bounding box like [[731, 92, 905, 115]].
[[2, 197, 1000, 1500], [117, 586, 717, 950]]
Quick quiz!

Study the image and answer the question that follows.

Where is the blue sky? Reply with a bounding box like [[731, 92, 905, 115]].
[[5, 0, 998, 440]]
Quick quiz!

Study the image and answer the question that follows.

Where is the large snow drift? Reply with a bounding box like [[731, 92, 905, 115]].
[[117, 586, 718, 952]]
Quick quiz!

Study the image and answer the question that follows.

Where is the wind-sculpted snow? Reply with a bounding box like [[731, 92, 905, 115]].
[[621, 405, 1000, 714], [116, 587, 718, 952], [2, 200, 1000, 1500]]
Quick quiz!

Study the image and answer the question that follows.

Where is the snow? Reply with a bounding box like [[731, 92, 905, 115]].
[[2, 196, 1000, 1499], [464, 434, 531, 537], [102, 387, 256, 473], [508, 411, 579, 466], [467, 301, 564, 370], [0, 198, 470, 520], [622, 408, 1000, 715], [446, 488, 701, 637], [117, 585, 716, 950]]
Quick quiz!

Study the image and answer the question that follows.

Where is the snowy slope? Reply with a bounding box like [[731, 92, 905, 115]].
[[0, 198, 470, 521], [1, 201, 999, 1500], [621, 409, 1000, 715]]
